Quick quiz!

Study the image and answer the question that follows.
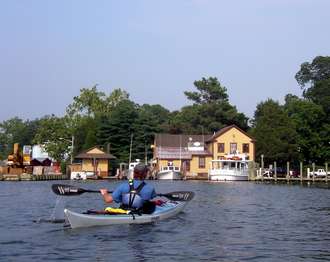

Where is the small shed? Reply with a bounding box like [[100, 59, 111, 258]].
[[74, 146, 116, 178]]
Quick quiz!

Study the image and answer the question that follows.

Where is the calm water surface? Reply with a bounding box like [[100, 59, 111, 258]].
[[0, 181, 329, 261]]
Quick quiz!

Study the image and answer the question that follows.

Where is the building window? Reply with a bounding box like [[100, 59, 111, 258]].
[[217, 143, 225, 153], [230, 143, 237, 154], [242, 143, 249, 153], [199, 157, 205, 168]]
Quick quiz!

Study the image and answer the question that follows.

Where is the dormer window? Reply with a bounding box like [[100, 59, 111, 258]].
[[188, 141, 204, 151]]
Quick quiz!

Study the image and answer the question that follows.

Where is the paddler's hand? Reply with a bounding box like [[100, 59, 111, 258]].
[[100, 189, 113, 203], [100, 189, 108, 196]]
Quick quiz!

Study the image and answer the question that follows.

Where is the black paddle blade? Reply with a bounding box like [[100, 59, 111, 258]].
[[160, 191, 195, 202], [52, 184, 87, 196]]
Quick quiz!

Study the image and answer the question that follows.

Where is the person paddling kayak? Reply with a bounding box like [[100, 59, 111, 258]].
[[100, 163, 157, 214]]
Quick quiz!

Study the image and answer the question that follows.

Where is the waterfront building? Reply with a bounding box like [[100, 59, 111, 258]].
[[72, 146, 116, 179], [153, 125, 255, 179]]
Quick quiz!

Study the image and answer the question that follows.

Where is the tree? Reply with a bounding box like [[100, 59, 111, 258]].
[[295, 56, 330, 117], [0, 117, 41, 159], [106, 88, 129, 108], [184, 77, 229, 104], [294, 56, 330, 164], [251, 99, 298, 166], [96, 100, 138, 162], [66, 85, 107, 117], [132, 104, 165, 161], [66, 86, 130, 118], [33, 115, 72, 162], [295, 56, 330, 86], [304, 79, 330, 117], [65, 86, 130, 159], [73, 116, 98, 153], [172, 77, 249, 134], [284, 94, 328, 164]]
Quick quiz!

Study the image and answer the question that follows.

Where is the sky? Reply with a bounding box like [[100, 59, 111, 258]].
[[0, 0, 329, 122]]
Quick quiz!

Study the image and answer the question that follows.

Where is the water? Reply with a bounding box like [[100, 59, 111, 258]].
[[0, 181, 329, 261]]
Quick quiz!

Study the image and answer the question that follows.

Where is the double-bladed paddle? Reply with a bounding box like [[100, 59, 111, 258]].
[[52, 184, 108, 196], [52, 184, 194, 202]]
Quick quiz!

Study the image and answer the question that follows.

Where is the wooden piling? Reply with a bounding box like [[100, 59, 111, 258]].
[[300, 162, 303, 183], [326, 162, 328, 184]]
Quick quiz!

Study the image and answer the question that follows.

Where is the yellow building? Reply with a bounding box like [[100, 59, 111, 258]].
[[207, 125, 255, 161], [153, 125, 255, 178], [74, 146, 116, 178]]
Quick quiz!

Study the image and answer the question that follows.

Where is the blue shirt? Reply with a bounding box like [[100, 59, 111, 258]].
[[112, 180, 157, 204]]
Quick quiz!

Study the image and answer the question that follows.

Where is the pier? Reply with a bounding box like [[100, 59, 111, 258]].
[[251, 161, 329, 184], [0, 173, 68, 181], [251, 176, 328, 184]]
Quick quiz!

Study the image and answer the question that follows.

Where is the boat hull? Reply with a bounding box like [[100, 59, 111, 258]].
[[157, 171, 182, 180], [64, 201, 187, 229], [209, 174, 248, 181]]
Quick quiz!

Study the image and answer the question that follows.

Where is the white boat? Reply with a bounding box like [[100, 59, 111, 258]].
[[157, 164, 183, 180], [126, 159, 141, 179], [209, 154, 250, 181], [70, 171, 95, 180]]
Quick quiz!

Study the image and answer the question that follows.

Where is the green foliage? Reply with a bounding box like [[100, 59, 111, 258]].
[[304, 79, 330, 117], [284, 94, 328, 164], [184, 77, 229, 104], [131, 104, 164, 161], [251, 99, 298, 165], [291, 56, 330, 164], [174, 77, 248, 134], [106, 88, 129, 108], [295, 56, 330, 118], [0, 117, 41, 160], [73, 117, 97, 154], [33, 115, 72, 162], [66, 86, 129, 118], [295, 56, 330, 87], [96, 100, 138, 162], [66, 85, 107, 117]]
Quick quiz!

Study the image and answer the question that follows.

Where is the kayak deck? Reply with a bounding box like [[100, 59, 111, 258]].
[[64, 201, 188, 229]]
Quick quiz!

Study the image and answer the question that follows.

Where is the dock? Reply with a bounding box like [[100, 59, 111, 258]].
[[0, 173, 68, 181], [251, 176, 328, 184]]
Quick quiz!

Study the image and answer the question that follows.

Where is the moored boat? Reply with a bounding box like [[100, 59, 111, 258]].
[[64, 201, 188, 229], [208, 153, 251, 181], [157, 163, 183, 180], [126, 159, 141, 179]]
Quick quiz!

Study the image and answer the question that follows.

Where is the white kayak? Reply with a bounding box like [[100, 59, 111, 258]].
[[64, 201, 188, 229]]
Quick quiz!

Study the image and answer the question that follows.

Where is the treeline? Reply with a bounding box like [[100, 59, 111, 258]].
[[0, 56, 329, 167]]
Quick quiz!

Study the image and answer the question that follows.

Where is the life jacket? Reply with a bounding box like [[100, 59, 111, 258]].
[[121, 179, 146, 211]]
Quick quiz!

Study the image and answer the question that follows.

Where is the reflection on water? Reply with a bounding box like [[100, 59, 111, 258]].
[[0, 181, 329, 261]]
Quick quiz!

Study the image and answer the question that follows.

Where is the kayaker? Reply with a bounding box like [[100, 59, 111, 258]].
[[100, 163, 157, 214]]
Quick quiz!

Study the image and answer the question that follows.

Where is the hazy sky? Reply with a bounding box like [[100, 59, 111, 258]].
[[0, 0, 329, 122]]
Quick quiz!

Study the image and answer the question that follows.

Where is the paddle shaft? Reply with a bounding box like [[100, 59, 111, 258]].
[[52, 184, 194, 201]]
